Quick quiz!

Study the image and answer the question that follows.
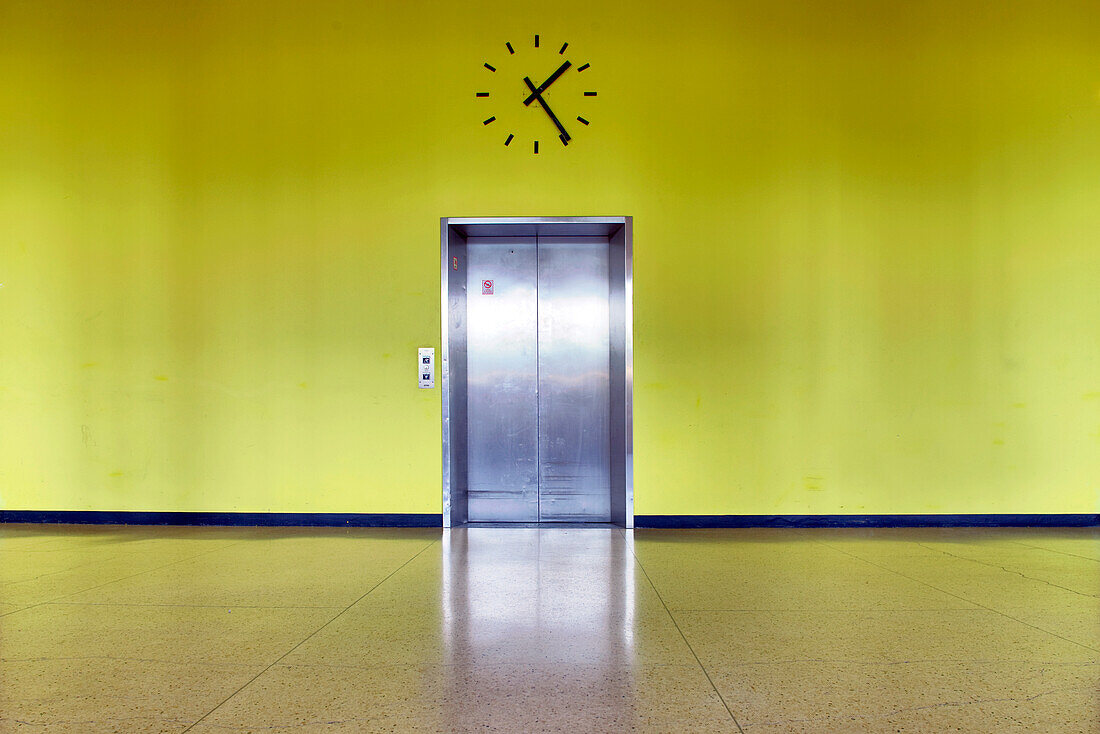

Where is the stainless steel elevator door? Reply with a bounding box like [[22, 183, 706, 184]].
[[465, 235, 611, 523], [537, 237, 611, 521], [466, 237, 539, 522]]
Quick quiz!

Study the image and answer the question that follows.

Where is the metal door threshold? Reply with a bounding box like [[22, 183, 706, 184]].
[[458, 522, 621, 529]]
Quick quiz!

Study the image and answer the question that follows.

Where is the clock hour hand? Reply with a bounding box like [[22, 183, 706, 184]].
[[523, 60, 572, 106], [524, 76, 570, 141]]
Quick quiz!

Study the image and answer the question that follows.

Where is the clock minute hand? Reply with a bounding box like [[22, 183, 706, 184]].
[[523, 76, 570, 141], [523, 60, 572, 106]]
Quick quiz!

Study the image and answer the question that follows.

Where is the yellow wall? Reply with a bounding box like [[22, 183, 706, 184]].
[[2, 0, 1098, 516]]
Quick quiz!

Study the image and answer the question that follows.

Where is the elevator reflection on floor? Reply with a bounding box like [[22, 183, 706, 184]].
[[430, 526, 732, 730], [441, 527, 635, 664]]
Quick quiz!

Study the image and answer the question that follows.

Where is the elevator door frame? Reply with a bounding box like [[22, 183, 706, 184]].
[[441, 217, 633, 528]]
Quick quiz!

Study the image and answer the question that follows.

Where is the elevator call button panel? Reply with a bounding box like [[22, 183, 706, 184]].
[[418, 348, 435, 389]]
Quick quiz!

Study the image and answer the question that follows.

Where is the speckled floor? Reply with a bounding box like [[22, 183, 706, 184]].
[[0, 524, 1096, 733]]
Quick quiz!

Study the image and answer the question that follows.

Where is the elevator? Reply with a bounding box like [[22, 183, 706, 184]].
[[441, 217, 633, 527]]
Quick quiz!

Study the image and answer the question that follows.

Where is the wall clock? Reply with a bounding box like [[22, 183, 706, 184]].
[[476, 35, 597, 153]]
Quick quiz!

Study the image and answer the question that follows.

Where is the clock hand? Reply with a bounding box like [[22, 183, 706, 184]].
[[523, 60, 572, 106], [524, 76, 571, 141]]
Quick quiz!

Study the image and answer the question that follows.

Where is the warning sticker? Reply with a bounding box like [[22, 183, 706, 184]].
[[482, 279, 494, 295]]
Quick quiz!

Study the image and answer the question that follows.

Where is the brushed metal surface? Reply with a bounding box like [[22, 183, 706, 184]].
[[621, 219, 634, 528], [442, 229, 468, 527], [466, 237, 539, 522], [447, 217, 627, 238], [537, 236, 612, 522], [441, 217, 632, 527], [608, 227, 628, 527]]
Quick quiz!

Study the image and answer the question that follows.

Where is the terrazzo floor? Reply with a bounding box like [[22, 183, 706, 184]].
[[0, 524, 1097, 732]]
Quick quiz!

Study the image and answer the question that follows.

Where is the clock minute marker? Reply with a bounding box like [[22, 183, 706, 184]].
[[559, 42, 568, 54], [534, 34, 539, 48], [559, 133, 569, 146], [534, 140, 539, 154], [505, 134, 514, 146], [577, 63, 590, 72], [476, 92, 489, 97], [577, 116, 589, 125], [483, 116, 496, 125], [484, 63, 496, 72], [506, 42, 514, 54], [583, 91, 597, 96]]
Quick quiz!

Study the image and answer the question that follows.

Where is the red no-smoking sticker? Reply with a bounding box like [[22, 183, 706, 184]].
[[482, 279, 494, 295]]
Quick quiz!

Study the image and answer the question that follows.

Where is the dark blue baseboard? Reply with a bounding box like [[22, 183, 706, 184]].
[[0, 511, 442, 528], [2, 511, 1095, 529], [634, 514, 1099, 528]]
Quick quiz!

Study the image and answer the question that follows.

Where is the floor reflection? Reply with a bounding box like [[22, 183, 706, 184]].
[[439, 526, 638, 725]]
